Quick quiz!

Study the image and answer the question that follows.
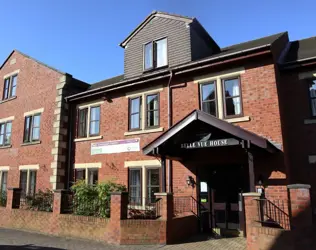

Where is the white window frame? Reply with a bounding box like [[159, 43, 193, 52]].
[[3, 70, 19, 100], [74, 162, 101, 185], [125, 160, 161, 209], [19, 165, 39, 195], [75, 101, 103, 141]]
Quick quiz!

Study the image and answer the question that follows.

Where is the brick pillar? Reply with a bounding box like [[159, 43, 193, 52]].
[[155, 193, 173, 244], [243, 192, 261, 250], [53, 189, 68, 215], [110, 192, 128, 220], [287, 184, 312, 229], [105, 192, 128, 244], [155, 193, 173, 221], [6, 188, 22, 210]]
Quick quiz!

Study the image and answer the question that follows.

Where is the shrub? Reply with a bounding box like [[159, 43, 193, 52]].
[[21, 189, 53, 212], [70, 180, 126, 218], [0, 191, 7, 207]]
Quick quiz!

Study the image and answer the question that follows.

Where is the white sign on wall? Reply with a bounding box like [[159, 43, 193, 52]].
[[91, 138, 140, 155]]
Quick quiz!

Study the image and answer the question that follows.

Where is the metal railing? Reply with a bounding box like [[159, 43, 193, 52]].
[[256, 198, 290, 230], [173, 196, 205, 216], [61, 193, 111, 218], [128, 196, 161, 219], [19, 192, 53, 212], [0, 191, 7, 207]]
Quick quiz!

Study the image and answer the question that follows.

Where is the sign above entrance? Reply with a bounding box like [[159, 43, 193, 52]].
[[91, 138, 140, 155], [180, 138, 239, 149]]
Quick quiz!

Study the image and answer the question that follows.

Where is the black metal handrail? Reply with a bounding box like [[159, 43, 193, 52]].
[[256, 198, 290, 230], [128, 196, 161, 219], [173, 196, 206, 216]]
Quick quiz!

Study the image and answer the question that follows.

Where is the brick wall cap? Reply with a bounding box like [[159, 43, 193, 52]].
[[154, 192, 173, 196], [110, 191, 128, 195], [287, 184, 311, 189], [242, 192, 261, 197], [53, 189, 71, 193], [7, 188, 22, 191]]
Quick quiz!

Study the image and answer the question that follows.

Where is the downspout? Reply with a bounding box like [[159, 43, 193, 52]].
[[65, 99, 74, 190], [167, 70, 174, 193]]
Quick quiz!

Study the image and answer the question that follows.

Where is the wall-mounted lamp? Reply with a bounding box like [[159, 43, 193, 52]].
[[186, 176, 195, 187], [257, 175, 265, 197]]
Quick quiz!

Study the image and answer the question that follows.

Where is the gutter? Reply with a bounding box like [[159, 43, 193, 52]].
[[66, 44, 271, 102], [167, 70, 174, 193], [280, 56, 316, 69]]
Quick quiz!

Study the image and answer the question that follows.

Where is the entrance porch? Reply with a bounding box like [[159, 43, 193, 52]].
[[143, 109, 281, 237]]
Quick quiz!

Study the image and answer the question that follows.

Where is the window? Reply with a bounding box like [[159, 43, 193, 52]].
[[128, 93, 160, 131], [20, 170, 36, 196], [128, 164, 161, 207], [147, 168, 160, 203], [23, 114, 41, 143], [144, 38, 168, 71], [129, 97, 142, 130], [0, 171, 8, 194], [146, 94, 159, 128], [200, 81, 217, 117], [77, 105, 100, 138], [3, 74, 17, 100], [223, 78, 242, 118], [309, 80, 316, 117], [0, 121, 12, 146], [129, 168, 142, 205], [75, 167, 99, 185]]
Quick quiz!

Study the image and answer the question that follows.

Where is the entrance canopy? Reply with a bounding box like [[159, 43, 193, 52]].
[[143, 110, 278, 159]]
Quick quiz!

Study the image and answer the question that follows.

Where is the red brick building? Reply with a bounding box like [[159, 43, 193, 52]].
[[1, 11, 316, 243]]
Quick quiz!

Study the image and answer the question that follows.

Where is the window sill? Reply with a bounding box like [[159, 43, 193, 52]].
[[224, 116, 250, 123], [74, 135, 103, 142], [0, 145, 12, 149], [21, 141, 41, 146], [0, 96, 17, 104], [124, 127, 164, 136], [304, 119, 316, 125]]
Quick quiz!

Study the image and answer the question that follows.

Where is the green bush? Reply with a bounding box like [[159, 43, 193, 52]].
[[70, 180, 126, 218], [22, 189, 53, 212], [0, 191, 7, 207]]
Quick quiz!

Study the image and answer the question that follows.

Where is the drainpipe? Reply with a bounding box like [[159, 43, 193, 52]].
[[167, 70, 174, 193], [65, 100, 75, 190]]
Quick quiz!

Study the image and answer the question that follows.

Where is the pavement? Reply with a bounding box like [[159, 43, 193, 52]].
[[0, 228, 246, 250]]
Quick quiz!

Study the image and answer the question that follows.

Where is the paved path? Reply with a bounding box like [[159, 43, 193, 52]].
[[0, 228, 246, 250]]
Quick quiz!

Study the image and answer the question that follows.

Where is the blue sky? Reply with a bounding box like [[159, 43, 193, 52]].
[[0, 0, 315, 83]]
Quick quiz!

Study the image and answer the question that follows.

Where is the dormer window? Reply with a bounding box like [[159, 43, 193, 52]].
[[144, 38, 168, 71]]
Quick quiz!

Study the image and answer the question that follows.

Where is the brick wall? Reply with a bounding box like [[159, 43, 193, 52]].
[[0, 51, 64, 191], [72, 55, 287, 200]]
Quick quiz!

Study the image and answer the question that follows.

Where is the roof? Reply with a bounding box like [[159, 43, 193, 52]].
[[80, 32, 285, 92], [282, 36, 316, 65], [89, 74, 124, 90], [219, 32, 286, 58], [143, 110, 277, 156], [0, 50, 66, 75], [120, 11, 195, 48]]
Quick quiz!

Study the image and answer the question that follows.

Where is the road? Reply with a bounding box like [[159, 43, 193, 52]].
[[0, 228, 246, 250]]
